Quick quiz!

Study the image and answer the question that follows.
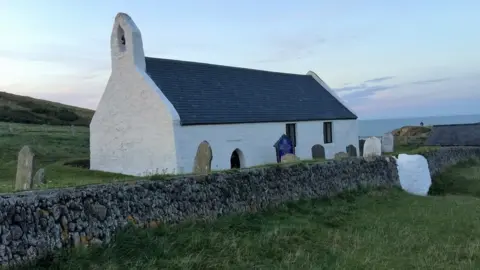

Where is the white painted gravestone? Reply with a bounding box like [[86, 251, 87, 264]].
[[397, 154, 431, 196], [363, 137, 382, 157], [15, 145, 36, 191], [381, 133, 394, 153]]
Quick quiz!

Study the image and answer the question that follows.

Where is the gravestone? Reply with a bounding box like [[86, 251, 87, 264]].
[[381, 133, 395, 153], [311, 144, 326, 159], [15, 145, 36, 191], [359, 140, 366, 156], [346, 144, 357, 157], [273, 134, 294, 163], [33, 168, 46, 185], [8, 124, 13, 133], [334, 152, 349, 159], [363, 137, 382, 157], [193, 141, 212, 174], [71, 125, 76, 136], [281, 153, 300, 163]]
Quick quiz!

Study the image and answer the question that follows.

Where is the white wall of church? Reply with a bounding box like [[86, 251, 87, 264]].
[[91, 12, 360, 177], [90, 13, 181, 176], [174, 119, 359, 174]]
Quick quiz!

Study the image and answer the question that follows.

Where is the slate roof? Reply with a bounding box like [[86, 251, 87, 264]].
[[424, 123, 480, 146], [145, 57, 357, 126]]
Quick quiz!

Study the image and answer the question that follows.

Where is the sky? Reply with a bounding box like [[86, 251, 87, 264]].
[[0, 0, 479, 119]]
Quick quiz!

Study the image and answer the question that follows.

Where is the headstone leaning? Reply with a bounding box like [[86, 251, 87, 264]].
[[346, 144, 357, 157], [33, 168, 46, 185], [359, 140, 366, 156], [363, 137, 382, 157], [193, 141, 213, 174], [311, 144, 326, 159], [381, 133, 395, 153], [15, 145, 36, 191]]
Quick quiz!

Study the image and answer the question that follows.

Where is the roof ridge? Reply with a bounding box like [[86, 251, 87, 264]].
[[145, 56, 308, 77]]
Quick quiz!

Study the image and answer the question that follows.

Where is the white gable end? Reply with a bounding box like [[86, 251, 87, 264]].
[[90, 13, 181, 176]]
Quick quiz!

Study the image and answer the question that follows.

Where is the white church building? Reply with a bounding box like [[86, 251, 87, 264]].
[[90, 12, 359, 176]]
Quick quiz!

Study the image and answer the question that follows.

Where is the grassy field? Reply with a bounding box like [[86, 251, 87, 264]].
[[0, 122, 132, 192], [15, 159, 480, 270]]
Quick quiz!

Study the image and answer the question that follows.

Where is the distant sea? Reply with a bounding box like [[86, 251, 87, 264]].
[[358, 114, 480, 138]]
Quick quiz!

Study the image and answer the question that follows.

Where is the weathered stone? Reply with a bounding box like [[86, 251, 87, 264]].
[[90, 238, 103, 246], [71, 233, 80, 247], [280, 153, 299, 163], [33, 168, 46, 185], [382, 133, 395, 153], [90, 204, 107, 221], [334, 152, 349, 159], [363, 137, 382, 157], [15, 146, 36, 191], [10, 226, 23, 241], [311, 144, 325, 159], [346, 144, 357, 157], [359, 139, 366, 156], [193, 141, 212, 174]]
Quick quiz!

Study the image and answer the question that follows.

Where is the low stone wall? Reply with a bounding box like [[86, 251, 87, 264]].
[[1, 147, 480, 267], [0, 156, 399, 267], [420, 147, 480, 176]]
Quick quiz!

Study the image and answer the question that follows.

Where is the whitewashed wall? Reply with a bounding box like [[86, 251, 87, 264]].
[[174, 119, 359, 173], [90, 13, 180, 176]]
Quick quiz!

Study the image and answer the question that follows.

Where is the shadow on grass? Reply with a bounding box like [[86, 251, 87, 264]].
[[429, 158, 480, 197]]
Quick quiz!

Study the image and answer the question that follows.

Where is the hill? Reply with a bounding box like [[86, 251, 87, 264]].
[[391, 125, 432, 137], [0, 91, 94, 126]]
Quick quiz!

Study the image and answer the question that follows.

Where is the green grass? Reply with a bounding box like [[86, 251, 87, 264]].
[[0, 91, 93, 126], [0, 122, 133, 192], [429, 158, 480, 196], [14, 159, 480, 270]]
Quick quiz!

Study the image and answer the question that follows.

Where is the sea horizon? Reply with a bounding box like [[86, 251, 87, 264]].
[[358, 113, 480, 137]]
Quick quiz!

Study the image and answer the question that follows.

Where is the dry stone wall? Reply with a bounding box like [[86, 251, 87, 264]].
[[421, 147, 480, 176], [0, 147, 479, 267]]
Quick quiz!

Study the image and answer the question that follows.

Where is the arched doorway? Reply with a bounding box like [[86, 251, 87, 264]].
[[230, 148, 245, 169]]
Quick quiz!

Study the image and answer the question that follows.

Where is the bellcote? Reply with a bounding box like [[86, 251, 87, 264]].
[[110, 12, 146, 71]]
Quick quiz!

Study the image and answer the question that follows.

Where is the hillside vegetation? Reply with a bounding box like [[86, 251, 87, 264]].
[[0, 91, 94, 126]]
